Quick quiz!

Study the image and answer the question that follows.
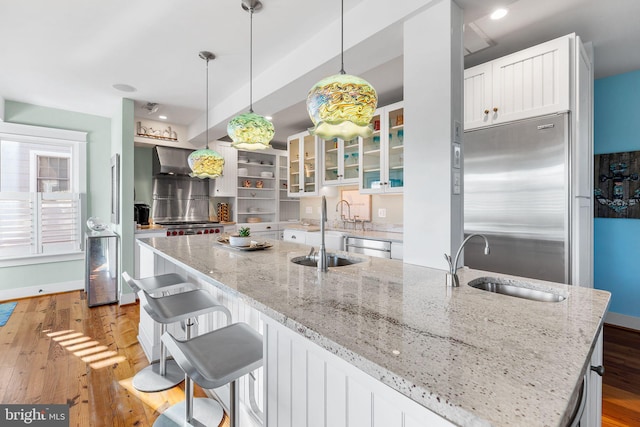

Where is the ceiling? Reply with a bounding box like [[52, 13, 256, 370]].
[[1, 0, 639, 147]]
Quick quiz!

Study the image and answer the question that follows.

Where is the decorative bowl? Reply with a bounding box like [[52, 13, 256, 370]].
[[87, 217, 108, 232], [229, 235, 252, 247]]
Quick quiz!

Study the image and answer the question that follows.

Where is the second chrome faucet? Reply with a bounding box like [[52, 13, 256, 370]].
[[444, 234, 490, 287]]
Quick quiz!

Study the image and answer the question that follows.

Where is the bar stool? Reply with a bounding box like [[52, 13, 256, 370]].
[[155, 323, 263, 427], [122, 272, 198, 392]]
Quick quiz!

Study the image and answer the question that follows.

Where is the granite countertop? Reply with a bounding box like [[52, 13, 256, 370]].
[[138, 235, 610, 427]]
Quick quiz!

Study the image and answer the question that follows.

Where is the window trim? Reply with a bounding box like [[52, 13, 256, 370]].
[[0, 122, 87, 265]]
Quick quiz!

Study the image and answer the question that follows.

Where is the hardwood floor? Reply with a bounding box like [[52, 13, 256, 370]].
[[1, 292, 639, 426], [603, 324, 640, 427], [0, 291, 229, 427]]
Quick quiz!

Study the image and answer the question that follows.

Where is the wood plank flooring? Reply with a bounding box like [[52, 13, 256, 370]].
[[0, 291, 229, 427], [603, 324, 640, 427], [1, 292, 639, 426]]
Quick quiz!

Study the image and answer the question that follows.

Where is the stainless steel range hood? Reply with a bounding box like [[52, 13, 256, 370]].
[[152, 146, 193, 175]]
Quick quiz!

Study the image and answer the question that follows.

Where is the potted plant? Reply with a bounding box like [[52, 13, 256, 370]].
[[229, 227, 252, 247]]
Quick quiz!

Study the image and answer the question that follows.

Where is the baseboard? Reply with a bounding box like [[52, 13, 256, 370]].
[[605, 311, 640, 331], [0, 280, 84, 302], [119, 290, 136, 306]]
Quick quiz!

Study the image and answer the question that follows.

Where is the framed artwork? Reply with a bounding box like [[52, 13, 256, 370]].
[[111, 154, 120, 224], [594, 150, 640, 218]]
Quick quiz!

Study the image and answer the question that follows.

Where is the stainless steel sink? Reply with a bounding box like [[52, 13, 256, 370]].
[[468, 277, 566, 302], [291, 254, 363, 267]]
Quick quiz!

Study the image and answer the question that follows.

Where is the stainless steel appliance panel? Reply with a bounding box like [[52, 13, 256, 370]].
[[346, 237, 391, 258], [464, 113, 569, 283], [152, 175, 209, 222]]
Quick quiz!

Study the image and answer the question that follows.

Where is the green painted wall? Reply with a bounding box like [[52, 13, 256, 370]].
[[0, 100, 112, 291], [111, 99, 135, 295], [134, 146, 154, 206]]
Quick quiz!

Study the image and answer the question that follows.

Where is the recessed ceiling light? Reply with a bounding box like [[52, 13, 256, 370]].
[[158, 115, 167, 120], [490, 8, 508, 20], [112, 83, 137, 93]]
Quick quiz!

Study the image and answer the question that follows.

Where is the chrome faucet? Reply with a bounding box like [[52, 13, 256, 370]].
[[335, 199, 351, 224], [318, 196, 328, 272], [444, 234, 490, 287]]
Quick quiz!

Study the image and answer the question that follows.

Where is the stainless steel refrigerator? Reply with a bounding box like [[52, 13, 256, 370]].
[[463, 113, 571, 283]]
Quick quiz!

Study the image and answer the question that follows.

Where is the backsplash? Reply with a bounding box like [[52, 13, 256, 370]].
[[298, 189, 403, 233]]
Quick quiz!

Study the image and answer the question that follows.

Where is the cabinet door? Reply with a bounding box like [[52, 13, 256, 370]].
[[212, 142, 237, 197], [360, 109, 384, 193], [491, 35, 570, 124], [464, 63, 493, 130], [301, 133, 319, 195], [341, 138, 360, 184], [323, 137, 360, 186], [385, 103, 404, 193], [322, 138, 341, 186], [287, 134, 302, 197]]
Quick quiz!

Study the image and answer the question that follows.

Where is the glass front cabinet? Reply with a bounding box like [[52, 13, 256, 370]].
[[360, 101, 404, 194], [287, 131, 319, 197], [321, 137, 360, 186]]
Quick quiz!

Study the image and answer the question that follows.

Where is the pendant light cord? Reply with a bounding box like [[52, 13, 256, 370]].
[[205, 56, 210, 149], [249, 6, 254, 113], [340, 0, 345, 75]]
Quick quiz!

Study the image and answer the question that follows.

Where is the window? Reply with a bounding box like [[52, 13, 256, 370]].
[[0, 122, 86, 263]]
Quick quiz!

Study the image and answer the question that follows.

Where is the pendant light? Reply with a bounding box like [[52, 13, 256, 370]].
[[227, 0, 274, 151], [188, 51, 225, 179], [306, 0, 378, 141]]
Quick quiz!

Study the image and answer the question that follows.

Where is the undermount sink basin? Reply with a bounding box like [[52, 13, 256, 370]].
[[468, 277, 567, 302], [291, 253, 363, 267]]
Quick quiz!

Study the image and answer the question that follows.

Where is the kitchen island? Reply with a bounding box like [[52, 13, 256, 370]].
[[136, 235, 610, 427]]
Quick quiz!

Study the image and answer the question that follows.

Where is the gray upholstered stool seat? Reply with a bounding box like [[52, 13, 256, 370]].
[[125, 272, 193, 295], [122, 271, 196, 393], [155, 323, 263, 427]]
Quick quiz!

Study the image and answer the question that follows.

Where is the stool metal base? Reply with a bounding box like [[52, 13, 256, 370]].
[[132, 360, 184, 392], [153, 398, 224, 427]]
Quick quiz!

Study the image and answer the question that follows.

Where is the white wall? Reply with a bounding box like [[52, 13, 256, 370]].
[[403, 1, 464, 268]]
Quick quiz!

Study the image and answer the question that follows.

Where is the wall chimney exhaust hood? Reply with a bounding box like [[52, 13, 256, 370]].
[[152, 146, 194, 176]]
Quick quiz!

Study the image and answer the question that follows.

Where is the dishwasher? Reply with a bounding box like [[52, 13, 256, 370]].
[[346, 237, 392, 258]]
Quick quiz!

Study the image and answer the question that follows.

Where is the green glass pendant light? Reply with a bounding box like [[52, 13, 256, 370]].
[[306, 0, 378, 140], [228, 0, 274, 150], [188, 51, 225, 179]]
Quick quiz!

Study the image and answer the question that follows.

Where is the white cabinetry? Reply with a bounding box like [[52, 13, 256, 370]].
[[283, 229, 306, 244], [464, 35, 570, 130], [391, 242, 403, 260], [288, 131, 320, 197], [360, 101, 404, 194], [321, 137, 359, 186], [263, 316, 455, 427], [246, 222, 279, 240], [211, 141, 237, 197], [580, 327, 603, 427]]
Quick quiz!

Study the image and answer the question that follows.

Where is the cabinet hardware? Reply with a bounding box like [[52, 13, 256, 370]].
[[484, 109, 489, 115], [590, 365, 604, 376], [493, 107, 499, 113]]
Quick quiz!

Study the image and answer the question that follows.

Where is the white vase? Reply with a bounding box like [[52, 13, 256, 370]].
[[229, 235, 251, 247]]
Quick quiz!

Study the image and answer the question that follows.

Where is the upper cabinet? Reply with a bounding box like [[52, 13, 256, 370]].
[[360, 101, 404, 194], [211, 141, 237, 197], [287, 131, 319, 197], [321, 137, 359, 186], [464, 35, 570, 130]]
